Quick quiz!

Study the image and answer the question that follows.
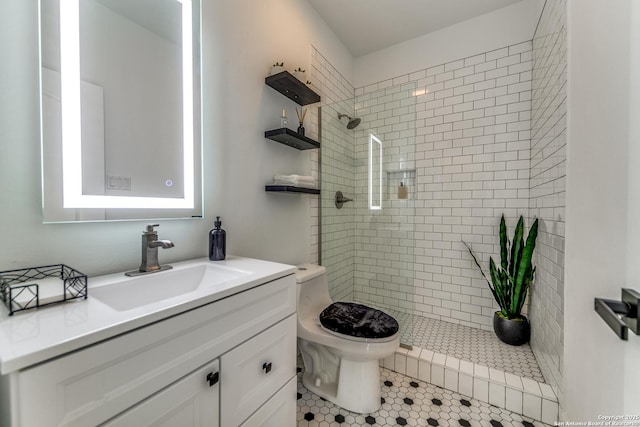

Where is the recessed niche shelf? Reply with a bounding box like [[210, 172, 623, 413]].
[[265, 71, 321, 106], [265, 185, 320, 195], [387, 169, 416, 201], [265, 128, 320, 150]]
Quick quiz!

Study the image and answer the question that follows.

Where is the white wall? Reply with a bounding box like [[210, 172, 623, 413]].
[[564, 0, 640, 419], [353, 0, 541, 88], [203, 0, 351, 266], [625, 0, 640, 412], [0, 0, 352, 277]]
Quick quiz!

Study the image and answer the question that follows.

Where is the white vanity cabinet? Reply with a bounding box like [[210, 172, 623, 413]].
[[0, 271, 297, 427]]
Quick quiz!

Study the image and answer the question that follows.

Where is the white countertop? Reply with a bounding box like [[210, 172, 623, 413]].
[[0, 256, 296, 375]]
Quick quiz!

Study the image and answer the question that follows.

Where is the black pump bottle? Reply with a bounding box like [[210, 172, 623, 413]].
[[209, 216, 226, 261]]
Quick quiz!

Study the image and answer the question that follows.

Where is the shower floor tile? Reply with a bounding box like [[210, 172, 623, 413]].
[[390, 311, 545, 383], [296, 359, 551, 427]]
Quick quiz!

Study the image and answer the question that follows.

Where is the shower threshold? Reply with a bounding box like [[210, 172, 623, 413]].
[[379, 310, 559, 424], [393, 311, 544, 382]]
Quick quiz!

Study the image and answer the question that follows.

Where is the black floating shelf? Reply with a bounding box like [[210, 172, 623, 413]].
[[265, 71, 321, 106], [265, 185, 320, 195], [265, 128, 320, 150]]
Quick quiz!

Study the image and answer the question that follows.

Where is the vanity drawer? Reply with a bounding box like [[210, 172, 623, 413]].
[[240, 376, 296, 427], [15, 275, 295, 427], [220, 314, 296, 427], [101, 360, 220, 427]]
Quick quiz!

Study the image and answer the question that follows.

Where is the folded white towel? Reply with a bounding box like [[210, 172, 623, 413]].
[[273, 174, 317, 188], [273, 180, 316, 188], [273, 180, 317, 189], [274, 174, 315, 182]]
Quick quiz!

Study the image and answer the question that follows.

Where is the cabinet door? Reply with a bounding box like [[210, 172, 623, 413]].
[[221, 315, 296, 426], [240, 377, 296, 427], [101, 360, 219, 427]]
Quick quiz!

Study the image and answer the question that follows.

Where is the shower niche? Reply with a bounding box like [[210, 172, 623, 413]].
[[387, 169, 415, 201]]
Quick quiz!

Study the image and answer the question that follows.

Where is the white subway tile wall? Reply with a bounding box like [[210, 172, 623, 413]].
[[354, 41, 534, 331], [529, 0, 566, 398], [310, 47, 356, 301]]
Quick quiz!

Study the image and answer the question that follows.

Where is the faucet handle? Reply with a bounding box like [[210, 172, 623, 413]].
[[145, 224, 160, 233]]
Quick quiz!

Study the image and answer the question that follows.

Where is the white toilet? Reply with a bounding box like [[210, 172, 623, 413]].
[[296, 264, 400, 414]]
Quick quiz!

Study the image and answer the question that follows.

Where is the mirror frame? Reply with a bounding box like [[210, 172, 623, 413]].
[[40, 0, 203, 221]]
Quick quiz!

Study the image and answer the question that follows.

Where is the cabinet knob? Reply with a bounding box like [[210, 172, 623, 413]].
[[206, 371, 219, 387], [262, 362, 273, 374]]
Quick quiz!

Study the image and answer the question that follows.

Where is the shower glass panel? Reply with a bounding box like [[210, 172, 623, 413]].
[[319, 99, 357, 304], [320, 82, 417, 347]]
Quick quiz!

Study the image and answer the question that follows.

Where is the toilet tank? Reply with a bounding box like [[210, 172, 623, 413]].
[[296, 264, 333, 316]]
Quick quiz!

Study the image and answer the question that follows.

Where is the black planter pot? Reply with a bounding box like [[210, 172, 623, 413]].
[[493, 312, 530, 346]]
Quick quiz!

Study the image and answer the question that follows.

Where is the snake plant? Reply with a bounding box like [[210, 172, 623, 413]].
[[464, 215, 539, 319]]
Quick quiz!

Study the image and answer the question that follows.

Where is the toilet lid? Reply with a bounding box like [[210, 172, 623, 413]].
[[319, 302, 399, 340]]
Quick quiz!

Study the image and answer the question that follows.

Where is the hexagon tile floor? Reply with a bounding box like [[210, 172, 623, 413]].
[[296, 362, 552, 427], [387, 311, 544, 383]]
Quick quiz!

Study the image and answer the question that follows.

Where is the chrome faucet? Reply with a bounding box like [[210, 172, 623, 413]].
[[125, 224, 174, 276]]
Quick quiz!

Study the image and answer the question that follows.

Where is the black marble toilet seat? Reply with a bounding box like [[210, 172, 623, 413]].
[[319, 302, 399, 340]]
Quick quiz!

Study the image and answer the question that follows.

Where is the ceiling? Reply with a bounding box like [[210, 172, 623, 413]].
[[307, 0, 524, 57]]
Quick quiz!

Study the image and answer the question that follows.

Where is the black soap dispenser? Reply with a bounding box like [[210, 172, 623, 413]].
[[209, 216, 226, 261]]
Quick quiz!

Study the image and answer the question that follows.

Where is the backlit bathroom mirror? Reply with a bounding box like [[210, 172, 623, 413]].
[[40, 0, 202, 222]]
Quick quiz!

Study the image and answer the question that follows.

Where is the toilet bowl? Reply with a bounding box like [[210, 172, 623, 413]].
[[296, 264, 400, 414]]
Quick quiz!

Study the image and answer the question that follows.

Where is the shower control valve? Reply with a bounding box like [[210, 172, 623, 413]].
[[335, 191, 353, 209]]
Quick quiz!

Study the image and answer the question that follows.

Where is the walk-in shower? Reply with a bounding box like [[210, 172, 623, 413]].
[[318, 80, 547, 386]]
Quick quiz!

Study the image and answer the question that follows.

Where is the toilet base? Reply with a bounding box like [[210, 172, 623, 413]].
[[302, 358, 381, 414]]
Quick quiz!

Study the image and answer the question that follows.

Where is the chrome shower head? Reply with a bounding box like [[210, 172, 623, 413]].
[[338, 113, 361, 129]]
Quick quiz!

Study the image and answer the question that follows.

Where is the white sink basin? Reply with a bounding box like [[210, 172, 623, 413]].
[[91, 263, 250, 311]]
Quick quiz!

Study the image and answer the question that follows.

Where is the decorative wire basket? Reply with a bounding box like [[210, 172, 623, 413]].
[[0, 264, 87, 316]]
